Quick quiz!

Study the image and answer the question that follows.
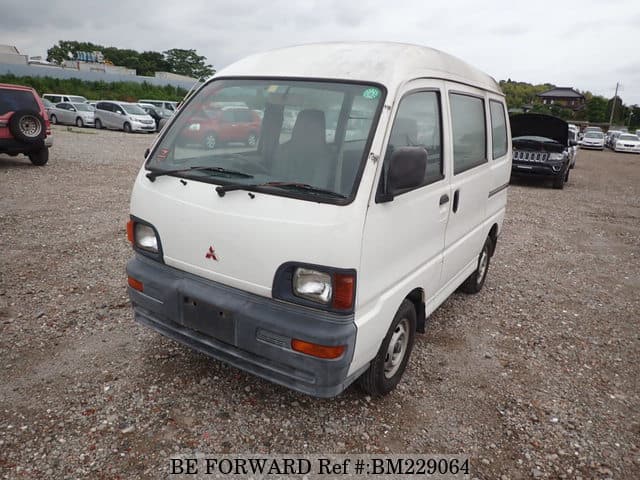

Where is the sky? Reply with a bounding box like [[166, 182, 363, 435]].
[[2, 0, 639, 105]]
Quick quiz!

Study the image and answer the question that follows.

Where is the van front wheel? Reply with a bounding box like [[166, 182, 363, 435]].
[[359, 299, 416, 397], [460, 237, 492, 294]]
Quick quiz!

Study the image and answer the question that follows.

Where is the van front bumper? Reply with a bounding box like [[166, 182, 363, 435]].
[[126, 255, 359, 397]]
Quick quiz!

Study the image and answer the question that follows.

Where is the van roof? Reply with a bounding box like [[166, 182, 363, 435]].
[[215, 42, 503, 96]]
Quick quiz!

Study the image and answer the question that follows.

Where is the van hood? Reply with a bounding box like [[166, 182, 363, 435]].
[[510, 114, 568, 145], [130, 172, 365, 299]]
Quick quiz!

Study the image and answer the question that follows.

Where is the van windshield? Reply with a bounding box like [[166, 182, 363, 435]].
[[146, 79, 384, 202]]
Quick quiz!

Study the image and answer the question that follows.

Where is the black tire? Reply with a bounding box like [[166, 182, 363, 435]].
[[246, 132, 258, 147], [50, 114, 58, 125], [28, 148, 49, 166], [203, 132, 218, 150], [123, 122, 132, 133], [359, 299, 416, 397], [9, 110, 46, 144], [95, 118, 102, 129], [552, 172, 565, 189], [460, 237, 493, 294], [75, 117, 84, 128]]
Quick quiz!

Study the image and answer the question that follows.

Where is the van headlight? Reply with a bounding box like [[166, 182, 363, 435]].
[[134, 224, 158, 252], [293, 268, 332, 304], [127, 219, 161, 258], [273, 263, 356, 313]]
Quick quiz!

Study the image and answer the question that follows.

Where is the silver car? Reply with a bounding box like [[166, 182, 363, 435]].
[[94, 101, 156, 133], [48, 102, 95, 128]]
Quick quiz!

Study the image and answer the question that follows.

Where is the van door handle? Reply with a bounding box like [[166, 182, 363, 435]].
[[452, 189, 460, 213], [439, 194, 449, 206]]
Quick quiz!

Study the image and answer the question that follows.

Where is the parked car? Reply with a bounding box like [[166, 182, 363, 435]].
[[581, 131, 605, 150], [568, 125, 579, 168], [607, 131, 622, 149], [48, 102, 95, 127], [0, 83, 52, 165], [94, 101, 155, 133], [510, 113, 574, 189], [43, 93, 88, 104], [138, 103, 173, 131], [605, 130, 621, 148], [612, 133, 640, 153], [41, 97, 55, 116], [126, 42, 511, 397], [179, 106, 262, 149], [138, 99, 177, 112]]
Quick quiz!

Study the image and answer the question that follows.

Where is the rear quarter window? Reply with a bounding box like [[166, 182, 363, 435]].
[[0, 88, 39, 115]]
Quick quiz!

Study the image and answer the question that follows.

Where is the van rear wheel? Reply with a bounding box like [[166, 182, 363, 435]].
[[359, 299, 416, 397], [460, 237, 492, 294]]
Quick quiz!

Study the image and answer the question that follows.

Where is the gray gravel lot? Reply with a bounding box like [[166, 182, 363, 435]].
[[1, 126, 639, 479]]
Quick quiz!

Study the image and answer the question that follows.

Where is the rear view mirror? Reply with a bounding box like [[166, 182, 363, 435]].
[[378, 146, 427, 202]]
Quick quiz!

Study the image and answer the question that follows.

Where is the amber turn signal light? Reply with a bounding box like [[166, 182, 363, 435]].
[[126, 219, 135, 243], [127, 276, 143, 292], [291, 339, 346, 359]]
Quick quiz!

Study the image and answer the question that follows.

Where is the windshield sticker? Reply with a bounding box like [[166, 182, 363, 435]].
[[362, 87, 380, 99], [267, 85, 279, 93]]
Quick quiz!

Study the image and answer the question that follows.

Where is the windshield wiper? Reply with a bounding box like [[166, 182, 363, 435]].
[[216, 181, 347, 199], [146, 166, 254, 182]]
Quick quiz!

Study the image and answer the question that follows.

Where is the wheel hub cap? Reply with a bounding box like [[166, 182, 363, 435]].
[[477, 249, 488, 285], [19, 116, 41, 137], [384, 318, 409, 378]]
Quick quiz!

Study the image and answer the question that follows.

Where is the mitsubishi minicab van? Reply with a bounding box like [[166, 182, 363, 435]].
[[126, 42, 511, 397]]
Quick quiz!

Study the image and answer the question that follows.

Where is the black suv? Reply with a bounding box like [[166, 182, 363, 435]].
[[510, 114, 575, 189], [0, 83, 53, 165]]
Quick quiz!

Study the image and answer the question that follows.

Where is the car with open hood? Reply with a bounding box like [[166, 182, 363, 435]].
[[510, 113, 574, 189]]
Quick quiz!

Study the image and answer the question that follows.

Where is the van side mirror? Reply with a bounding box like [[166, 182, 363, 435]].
[[378, 147, 427, 203]]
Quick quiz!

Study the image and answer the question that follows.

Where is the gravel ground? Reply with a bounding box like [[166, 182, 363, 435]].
[[1, 126, 639, 479]]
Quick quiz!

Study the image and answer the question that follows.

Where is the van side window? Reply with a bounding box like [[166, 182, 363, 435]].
[[450, 93, 487, 174], [489, 100, 508, 158], [385, 91, 443, 189]]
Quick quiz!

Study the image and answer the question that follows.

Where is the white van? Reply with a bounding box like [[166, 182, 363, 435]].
[[42, 93, 88, 104], [126, 42, 511, 397], [138, 99, 177, 112]]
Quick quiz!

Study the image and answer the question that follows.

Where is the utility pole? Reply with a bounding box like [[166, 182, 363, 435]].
[[609, 82, 619, 127]]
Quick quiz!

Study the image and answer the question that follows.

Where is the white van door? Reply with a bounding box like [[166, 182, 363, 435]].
[[440, 85, 491, 288], [358, 82, 449, 356]]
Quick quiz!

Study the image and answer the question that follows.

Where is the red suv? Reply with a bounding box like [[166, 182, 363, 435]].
[[180, 107, 261, 149], [0, 83, 52, 165]]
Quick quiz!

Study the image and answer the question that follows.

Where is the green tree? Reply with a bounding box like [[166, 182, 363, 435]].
[[163, 48, 215, 79]]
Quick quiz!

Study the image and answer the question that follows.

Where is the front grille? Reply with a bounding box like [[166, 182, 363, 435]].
[[513, 150, 549, 162]]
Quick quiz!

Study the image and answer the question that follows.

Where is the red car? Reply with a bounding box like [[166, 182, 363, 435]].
[[0, 83, 52, 165], [180, 107, 261, 149]]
